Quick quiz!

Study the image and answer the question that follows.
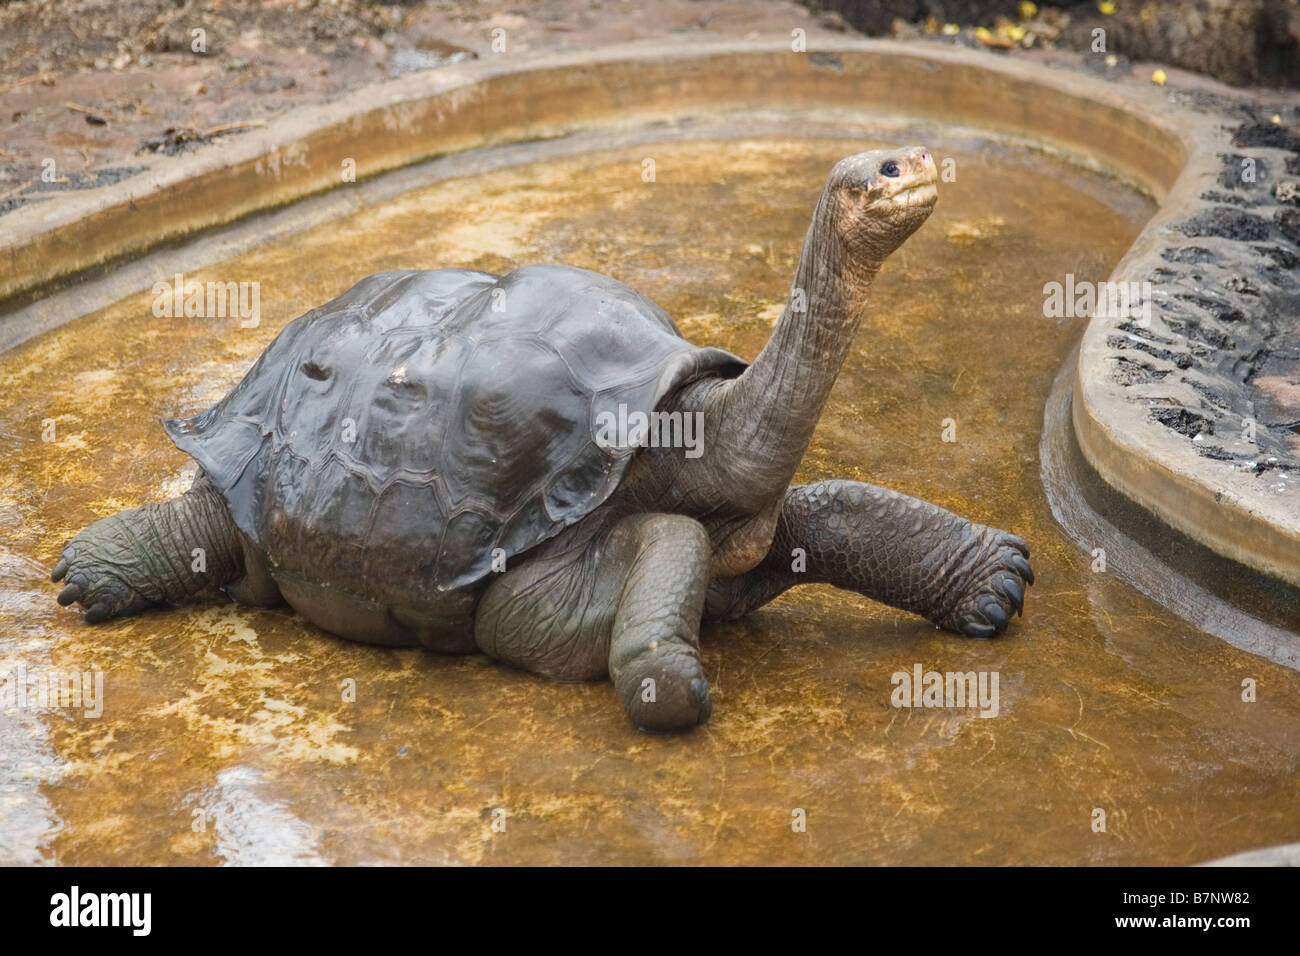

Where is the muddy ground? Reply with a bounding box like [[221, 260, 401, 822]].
[[0, 0, 840, 210], [1, 0, 1297, 217]]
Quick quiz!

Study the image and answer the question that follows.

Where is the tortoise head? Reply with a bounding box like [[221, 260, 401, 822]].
[[824, 146, 938, 263]]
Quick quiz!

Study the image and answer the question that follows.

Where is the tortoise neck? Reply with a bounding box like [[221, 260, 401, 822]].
[[720, 202, 881, 490]]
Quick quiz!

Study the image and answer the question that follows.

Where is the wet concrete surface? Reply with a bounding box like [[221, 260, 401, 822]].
[[2, 137, 1299, 865]]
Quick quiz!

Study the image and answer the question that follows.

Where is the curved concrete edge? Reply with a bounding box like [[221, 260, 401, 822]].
[[1075, 361, 1300, 589], [1074, 103, 1300, 588], [1201, 840, 1300, 866], [0, 35, 1183, 308]]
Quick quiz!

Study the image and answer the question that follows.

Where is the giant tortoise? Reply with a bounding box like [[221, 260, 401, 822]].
[[53, 146, 1033, 731]]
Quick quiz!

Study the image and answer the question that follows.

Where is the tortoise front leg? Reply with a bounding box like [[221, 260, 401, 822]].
[[52, 472, 248, 623], [475, 513, 714, 732], [605, 514, 713, 731], [705, 480, 1034, 637]]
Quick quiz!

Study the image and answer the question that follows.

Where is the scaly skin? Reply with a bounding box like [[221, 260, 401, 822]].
[[52, 473, 243, 622], [703, 481, 1034, 637], [474, 512, 714, 732]]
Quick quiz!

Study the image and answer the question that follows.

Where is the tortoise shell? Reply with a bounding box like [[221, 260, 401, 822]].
[[163, 265, 745, 608]]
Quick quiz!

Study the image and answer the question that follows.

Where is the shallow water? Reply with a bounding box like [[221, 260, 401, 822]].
[[2, 137, 1298, 865]]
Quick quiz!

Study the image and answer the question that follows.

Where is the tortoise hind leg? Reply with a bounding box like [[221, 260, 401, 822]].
[[52, 472, 247, 623], [704, 480, 1034, 637], [475, 513, 714, 732], [224, 538, 284, 608]]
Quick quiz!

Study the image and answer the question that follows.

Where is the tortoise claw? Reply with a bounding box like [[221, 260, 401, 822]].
[[1002, 532, 1030, 557], [979, 597, 1009, 632], [84, 603, 111, 625], [958, 616, 997, 639], [52, 558, 67, 582], [57, 584, 81, 606], [1011, 553, 1034, 585], [999, 576, 1024, 615]]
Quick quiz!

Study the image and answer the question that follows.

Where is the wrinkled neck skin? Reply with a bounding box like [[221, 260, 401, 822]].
[[706, 189, 885, 506]]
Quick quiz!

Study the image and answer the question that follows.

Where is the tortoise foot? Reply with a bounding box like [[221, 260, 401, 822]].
[[625, 658, 714, 734], [945, 529, 1034, 639], [53, 515, 154, 624]]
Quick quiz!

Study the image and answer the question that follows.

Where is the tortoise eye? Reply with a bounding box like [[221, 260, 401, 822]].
[[880, 161, 901, 178]]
